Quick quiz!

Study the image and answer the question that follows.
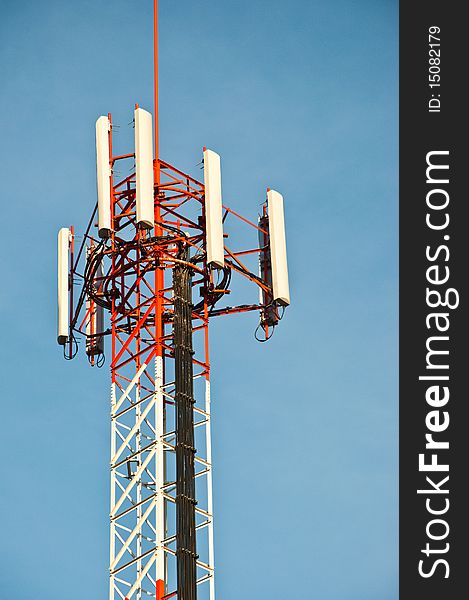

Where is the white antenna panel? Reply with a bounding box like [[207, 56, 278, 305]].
[[203, 148, 224, 268], [57, 227, 70, 345], [96, 116, 112, 238], [135, 107, 154, 229], [267, 189, 290, 306]]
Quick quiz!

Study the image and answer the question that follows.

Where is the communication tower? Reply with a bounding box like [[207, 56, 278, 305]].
[[57, 3, 290, 600]]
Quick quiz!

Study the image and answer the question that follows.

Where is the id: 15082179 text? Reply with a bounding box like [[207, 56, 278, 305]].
[[428, 26, 441, 113]]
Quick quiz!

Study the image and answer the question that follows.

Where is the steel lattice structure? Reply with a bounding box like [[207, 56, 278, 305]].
[[57, 3, 289, 600]]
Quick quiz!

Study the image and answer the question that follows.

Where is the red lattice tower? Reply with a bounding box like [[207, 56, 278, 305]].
[[57, 3, 290, 600]]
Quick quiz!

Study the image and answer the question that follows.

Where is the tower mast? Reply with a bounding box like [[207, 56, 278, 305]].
[[57, 3, 291, 600], [153, 0, 159, 169], [152, 6, 165, 597]]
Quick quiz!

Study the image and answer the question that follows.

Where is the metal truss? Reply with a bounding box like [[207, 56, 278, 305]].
[[68, 116, 275, 599], [109, 358, 214, 600], [59, 2, 289, 598]]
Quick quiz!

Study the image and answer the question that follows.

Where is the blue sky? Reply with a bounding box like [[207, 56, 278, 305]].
[[0, 1, 397, 598]]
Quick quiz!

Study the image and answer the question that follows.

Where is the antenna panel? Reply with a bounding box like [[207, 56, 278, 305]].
[[203, 148, 224, 268], [135, 107, 154, 229], [86, 252, 105, 356], [267, 189, 290, 306], [96, 116, 112, 238], [57, 227, 70, 345]]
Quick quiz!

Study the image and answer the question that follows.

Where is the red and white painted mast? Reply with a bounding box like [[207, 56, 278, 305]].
[[57, 3, 290, 600], [152, 4, 165, 598]]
